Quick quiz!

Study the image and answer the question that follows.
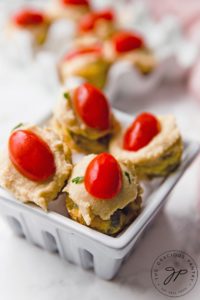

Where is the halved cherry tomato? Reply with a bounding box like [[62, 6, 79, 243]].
[[85, 153, 122, 199], [61, 0, 90, 7], [64, 46, 101, 61], [74, 83, 110, 131], [12, 9, 45, 27], [112, 31, 144, 53], [79, 9, 114, 32], [123, 112, 160, 151], [9, 130, 56, 182]]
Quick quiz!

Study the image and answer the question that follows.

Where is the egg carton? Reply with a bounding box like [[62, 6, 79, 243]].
[[53, 7, 198, 101], [101, 1, 198, 100], [0, 110, 199, 280], [0, 1, 198, 104]]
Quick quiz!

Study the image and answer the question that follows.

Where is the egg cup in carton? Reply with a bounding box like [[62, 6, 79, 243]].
[[116, 1, 197, 77], [0, 0, 77, 66], [0, 5, 48, 66], [58, 49, 194, 107], [53, 6, 197, 104], [0, 0, 96, 65]]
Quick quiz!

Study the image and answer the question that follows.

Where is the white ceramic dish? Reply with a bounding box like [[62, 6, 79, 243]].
[[0, 110, 199, 280]]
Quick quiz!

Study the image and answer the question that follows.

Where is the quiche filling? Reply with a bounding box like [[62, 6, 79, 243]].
[[53, 90, 119, 153], [121, 48, 156, 75], [69, 131, 112, 153], [0, 125, 72, 210], [78, 19, 116, 41], [77, 9, 116, 43], [47, 1, 90, 21], [66, 194, 142, 235], [134, 138, 183, 178], [64, 154, 142, 235], [109, 115, 183, 179], [104, 42, 156, 75], [59, 53, 110, 89]]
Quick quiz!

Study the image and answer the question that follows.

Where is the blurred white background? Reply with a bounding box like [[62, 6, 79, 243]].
[[1, 1, 200, 300]]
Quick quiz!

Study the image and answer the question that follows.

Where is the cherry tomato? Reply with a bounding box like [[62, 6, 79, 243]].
[[9, 130, 56, 182], [64, 46, 101, 61], [112, 31, 144, 53], [74, 83, 110, 131], [85, 153, 122, 199], [123, 112, 160, 151], [12, 9, 45, 26], [61, 0, 90, 6], [79, 9, 114, 32]]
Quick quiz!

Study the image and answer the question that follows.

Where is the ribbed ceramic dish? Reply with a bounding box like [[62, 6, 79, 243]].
[[0, 110, 199, 280]]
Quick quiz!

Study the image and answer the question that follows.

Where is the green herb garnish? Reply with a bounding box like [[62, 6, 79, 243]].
[[72, 176, 84, 184], [12, 123, 23, 132], [124, 171, 131, 184], [63, 92, 70, 100]]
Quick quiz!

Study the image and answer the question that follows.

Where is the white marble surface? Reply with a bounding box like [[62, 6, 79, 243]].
[[1, 58, 200, 300]]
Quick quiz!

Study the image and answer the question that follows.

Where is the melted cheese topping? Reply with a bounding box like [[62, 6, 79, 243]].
[[0, 125, 72, 209], [64, 154, 140, 225], [109, 115, 182, 163]]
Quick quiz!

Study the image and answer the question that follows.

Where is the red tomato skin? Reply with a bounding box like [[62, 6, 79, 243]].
[[112, 31, 144, 53], [79, 9, 114, 32], [123, 113, 160, 151], [64, 46, 101, 61], [74, 83, 110, 131], [9, 130, 56, 182], [12, 9, 45, 27], [61, 0, 90, 7], [85, 153, 122, 199], [96, 10, 114, 21], [79, 14, 95, 32]]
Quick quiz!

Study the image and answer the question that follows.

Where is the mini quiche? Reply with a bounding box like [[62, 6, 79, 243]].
[[77, 9, 116, 43], [64, 153, 142, 235], [59, 45, 110, 89], [104, 31, 156, 75], [8, 8, 50, 45], [109, 112, 183, 179], [52, 83, 119, 153], [47, 0, 91, 21], [0, 125, 72, 210]]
